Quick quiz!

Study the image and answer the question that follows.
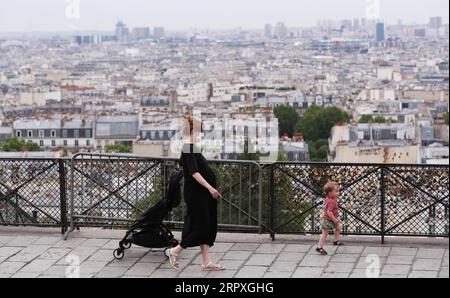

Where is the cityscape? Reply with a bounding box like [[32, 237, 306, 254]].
[[0, 7, 449, 164]]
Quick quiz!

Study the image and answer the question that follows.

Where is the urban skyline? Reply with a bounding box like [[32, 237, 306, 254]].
[[0, 0, 449, 33]]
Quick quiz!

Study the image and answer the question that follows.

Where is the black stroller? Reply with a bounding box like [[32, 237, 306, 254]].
[[113, 169, 184, 260]]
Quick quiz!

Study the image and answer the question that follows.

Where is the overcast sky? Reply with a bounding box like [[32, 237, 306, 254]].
[[0, 0, 448, 32]]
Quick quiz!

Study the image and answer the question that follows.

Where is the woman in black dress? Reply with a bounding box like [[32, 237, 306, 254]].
[[165, 116, 225, 271]]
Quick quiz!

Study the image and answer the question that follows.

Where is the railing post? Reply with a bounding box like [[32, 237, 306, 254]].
[[380, 166, 386, 244], [270, 163, 276, 241], [58, 159, 67, 235], [257, 163, 263, 234]]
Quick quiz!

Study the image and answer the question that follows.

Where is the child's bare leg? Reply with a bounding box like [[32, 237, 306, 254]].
[[318, 229, 329, 248], [333, 226, 340, 242]]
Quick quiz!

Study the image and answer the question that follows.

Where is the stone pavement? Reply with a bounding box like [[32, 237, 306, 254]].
[[0, 227, 448, 278]]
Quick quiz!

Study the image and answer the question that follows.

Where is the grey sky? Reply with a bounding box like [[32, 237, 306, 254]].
[[0, 0, 448, 32]]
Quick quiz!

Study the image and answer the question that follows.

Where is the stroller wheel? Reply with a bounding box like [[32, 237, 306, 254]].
[[122, 241, 132, 249], [164, 247, 171, 259], [113, 249, 124, 260]]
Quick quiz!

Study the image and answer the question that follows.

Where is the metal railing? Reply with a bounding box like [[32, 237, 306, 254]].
[[0, 158, 67, 234], [265, 162, 449, 243], [1, 156, 448, 243], [63, 153, 263, 239]]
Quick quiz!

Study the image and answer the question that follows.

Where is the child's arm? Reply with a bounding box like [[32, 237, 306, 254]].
[[326, 210, 339, 225]]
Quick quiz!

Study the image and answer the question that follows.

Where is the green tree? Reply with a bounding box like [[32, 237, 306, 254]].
[[295, 106, 350, 141], [105, 144, 132, 153], [307, 139, 329, 162], [358, 115, 374, 123], [307, 141, 317, 161], [0, 137, 40, 152], [444, 112, 449, 125], [374, 116, 386, 123], [274, 105, 300, 137]]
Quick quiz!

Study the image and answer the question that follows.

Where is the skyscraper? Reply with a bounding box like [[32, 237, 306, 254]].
[[275, 22, 288, 39], [429, 17, 442, 29], [361, 18, 367, 29], [341, 19, 353, 31], [153, 27, 165, 39], [264, 24, 273, 39], [133, 27, 150, 40], [353, 18, 360, 31], [115, 21, 130, 42], [376, 22, 385, 42]]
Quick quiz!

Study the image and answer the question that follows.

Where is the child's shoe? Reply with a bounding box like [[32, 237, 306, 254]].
[[315, 247, 328, 255]]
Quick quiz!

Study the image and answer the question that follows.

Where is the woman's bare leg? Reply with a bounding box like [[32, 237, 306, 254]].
[[200, 244, 209, 265]]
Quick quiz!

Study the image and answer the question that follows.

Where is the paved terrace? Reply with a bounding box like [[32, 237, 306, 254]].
[[0, 227, 448, 278]]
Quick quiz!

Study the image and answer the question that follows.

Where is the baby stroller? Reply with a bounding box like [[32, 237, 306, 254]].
[[113, 169, 184, 260]]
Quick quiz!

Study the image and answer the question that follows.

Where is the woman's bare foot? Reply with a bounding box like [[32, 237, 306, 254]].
[[165, 248, 180, 271], [201, 261, 226, 271]]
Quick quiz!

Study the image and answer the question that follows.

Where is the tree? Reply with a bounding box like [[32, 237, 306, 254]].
[[358, 115, 374, 123], [307, 139, 329, 162], [274, 105, 300, 137], [444, 112, 449, 125], [0, 137, 40, 152], [105, 144, 132, 153], [295, 106, 350, 141], [374, 116, 386, 123]]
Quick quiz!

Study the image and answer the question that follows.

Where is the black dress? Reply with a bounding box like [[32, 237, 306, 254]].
[[179, 143, 218, 248]]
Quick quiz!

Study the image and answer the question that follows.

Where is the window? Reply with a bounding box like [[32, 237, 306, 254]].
[[27, 130, 33, 138], [51, 130, 56, 138], [63, 140, 67, 146], [86, 140, 90, 146], [62, 130, 68, 138], [51, 140, 56, 147], [39, 140, 44, 147], [85, 130, 91, 138], [16, 131, 21, 138], [74, 130, 79, 138], [39, 130, 44, 138], [75, 140, 79, 147]]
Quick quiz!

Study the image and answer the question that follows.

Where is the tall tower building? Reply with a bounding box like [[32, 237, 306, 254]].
[[353, 18, 360, 31], [264, 24, 273, 39], [429, 17, 442, 29], [115, 21, 130, 42], [376, 22, 385, 42], [153, 27, 165, 39], [275, 22, 288, 39], [133, 27, 150, 40]]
